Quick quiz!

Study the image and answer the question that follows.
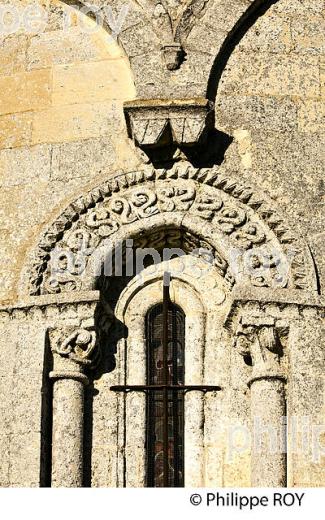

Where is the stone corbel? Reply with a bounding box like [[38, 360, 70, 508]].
[[234, 316, 286, 386], [124, 98, 214, 151]]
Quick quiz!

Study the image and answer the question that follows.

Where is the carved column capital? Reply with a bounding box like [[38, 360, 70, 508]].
[[234, 316, 286, 385], [51, 328, 97, 366], [49, 326, 101, 386]]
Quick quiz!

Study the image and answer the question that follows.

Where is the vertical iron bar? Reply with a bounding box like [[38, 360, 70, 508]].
[[162, 272, 170, 487]]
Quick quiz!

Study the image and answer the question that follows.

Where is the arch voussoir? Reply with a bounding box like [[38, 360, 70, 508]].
[[23, 164, 317, 298]]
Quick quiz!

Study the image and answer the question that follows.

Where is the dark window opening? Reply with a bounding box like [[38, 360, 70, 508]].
[[146, 303, 185, 487]]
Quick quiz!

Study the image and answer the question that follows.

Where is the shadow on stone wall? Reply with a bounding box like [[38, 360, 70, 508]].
[[207, 0, 279, 102]]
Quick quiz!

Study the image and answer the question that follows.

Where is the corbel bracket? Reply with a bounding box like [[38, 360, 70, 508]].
[[124, 98, 214, 151]]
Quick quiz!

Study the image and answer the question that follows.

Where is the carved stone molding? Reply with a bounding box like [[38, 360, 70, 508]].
[[224, 286, 325, 328], [124, 98, 214, 149], [49, 326, 101, 387], [24, 164, 317, 297]]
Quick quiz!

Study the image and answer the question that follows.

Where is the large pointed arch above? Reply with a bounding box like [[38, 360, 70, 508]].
[[59, 0, 275, 99], [23, 164, 317, 297]]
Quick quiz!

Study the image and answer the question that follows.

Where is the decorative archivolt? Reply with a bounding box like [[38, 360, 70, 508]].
[[26, 164, 316, 297]]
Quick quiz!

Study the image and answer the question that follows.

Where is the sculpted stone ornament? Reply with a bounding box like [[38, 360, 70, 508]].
[[162, 43, 185, 70], [49, 325, 102, 487], [26, 165, 316, 297], [52, 328, 98, 367], [233, 314, 289, 487], [234, 316, 286, 384], [124, 98, 214, 149]]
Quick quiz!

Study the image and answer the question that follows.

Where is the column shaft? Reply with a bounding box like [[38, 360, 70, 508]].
[[51, 376, 86, 487], [250, 378, 286, 487]]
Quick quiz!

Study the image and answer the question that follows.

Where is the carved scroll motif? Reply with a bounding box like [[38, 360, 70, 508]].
[[52, 328, 97, 366], [233, 223, 266, 250], [157, 186, 196, 212], [215, 207, 247, 234], [86, 208, 120, 237], [32, 176, 300, 296], [192, 193, 223, 220]]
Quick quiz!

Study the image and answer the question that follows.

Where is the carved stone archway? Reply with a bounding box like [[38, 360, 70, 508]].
[[21, 164, 321, 487], [25, 164, 317, 298]]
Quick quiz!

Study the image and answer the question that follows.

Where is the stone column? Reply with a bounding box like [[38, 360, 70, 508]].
[[234, 316, 287, 487], [49, 328, 98, 487]]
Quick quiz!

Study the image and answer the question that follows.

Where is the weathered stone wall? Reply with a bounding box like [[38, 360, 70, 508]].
[[0, 0, 324, 487], [0, 0, 139, 304], [0, 0, 324, 304], [214, 0, 325, 292]]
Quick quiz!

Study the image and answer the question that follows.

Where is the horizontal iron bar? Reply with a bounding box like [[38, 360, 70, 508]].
[[110, 384, 222, 392]]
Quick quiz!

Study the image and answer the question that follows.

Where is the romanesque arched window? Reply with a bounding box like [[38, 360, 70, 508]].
[[146, 302, 185, 487]]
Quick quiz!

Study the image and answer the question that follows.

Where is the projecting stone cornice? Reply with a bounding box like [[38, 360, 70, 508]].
[[0, 290, 112, 324], [224, 286, 325, 328]]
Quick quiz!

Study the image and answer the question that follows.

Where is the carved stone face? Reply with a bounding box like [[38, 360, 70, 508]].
[[111, 199, 124, 214], [134, 193, 148, 206], [234, 333, 252, 357]]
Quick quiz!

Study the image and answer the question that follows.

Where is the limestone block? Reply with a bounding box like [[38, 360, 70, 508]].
[[216, 95, 298, 133], [26, 28, 117, 70], [291, 16, 325, 55], [7, 373, 43, 435], [185, 21, 226, 56], [248, 131, 325, 236], [287, 320, 325, 487], [0, 375, 12, 430], [298, 99, 325, 133], [0, 34, 28, 76], [0, 270, 18, 302], [32, 101, 125, 145], [9, 432, 41, 487], [52, 59, 135, 106], [237, 13, 292, 54], [130, 51, 166, 99], [0, 144, 51, 187], [13, 322, 46, 374], [50, 137, 116, 181], [119, 22, 161, 58], [321, 59, 325, 98], [0, 69, 52, 116], [219, 53, 320, 98], [199, 0, 253, 36], [0, 434, 10, 486], [0, 113, 33, 150], [91, 447, 116, 487], [169, 51, 214, 98], [273, 0, 325, 14], [224, 452, 251, 487]]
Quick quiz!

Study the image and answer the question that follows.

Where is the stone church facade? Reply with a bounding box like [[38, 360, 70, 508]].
[[0, 0, 324, 487]]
